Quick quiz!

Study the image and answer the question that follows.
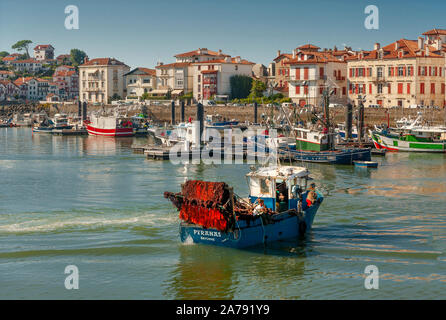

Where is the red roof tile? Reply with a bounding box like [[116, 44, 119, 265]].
[[80, 58, 127, 67]]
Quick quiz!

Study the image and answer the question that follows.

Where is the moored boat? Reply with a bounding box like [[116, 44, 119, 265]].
[[353, 160, 378, 168], [86, 115, 134, 137], [370, 130, 446, 152], [164, 165, 323, 249]]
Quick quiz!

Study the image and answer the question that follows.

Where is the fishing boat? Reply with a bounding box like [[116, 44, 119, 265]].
[[335, 123, 358, 140], [371, 112, 446, 152], [353, 160, 378, 168], [164, 165, 323, 249], [278, 127, 371, 164], [85, 114, 134, 137]]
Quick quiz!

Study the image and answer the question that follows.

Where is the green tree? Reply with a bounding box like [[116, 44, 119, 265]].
[[11, 40, 32, 58], [249, 80, 267, 99], [230, 75, 252, 99], [0, 51, 9, 59], [70, 49, 87, 67]]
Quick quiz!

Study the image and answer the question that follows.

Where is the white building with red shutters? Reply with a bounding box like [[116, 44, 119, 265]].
[[53, 65, 78, 100], [34, 44, 55, 61], [191, 56, 255, 101], [286, 44, 349, 107], [346, 32, 446, 108]]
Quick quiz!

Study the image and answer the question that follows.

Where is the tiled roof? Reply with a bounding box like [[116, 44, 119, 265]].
[[192, 57, 255, 65], [137, 67, 156, 75], [345, 39, 442, 61], [80, 58, 127, 67], [286, 50, 346, 65], [0, 80, 18, 87], [297, 44, 320, 50], [34, 44, 54, 50], [155, 62, 190, 69], [422, 28, 446, 36], [2, 56, 18, 61], [12, 59, 41, 64], [174, 48, 229, 58], [273, 53, 293, 62], [14, 77, 34, 86], [0, 70, 13, 75]]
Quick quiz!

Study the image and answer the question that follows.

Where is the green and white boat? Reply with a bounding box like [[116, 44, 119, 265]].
[[370, 121, 446, 153]]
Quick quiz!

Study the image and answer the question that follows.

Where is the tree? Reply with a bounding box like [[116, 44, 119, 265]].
[[230, 75, 252, 99], [11, 40, 32, 58], [0, 51, 9, 59], [249, 80, 267, 99], [70, 49, 87, 66]]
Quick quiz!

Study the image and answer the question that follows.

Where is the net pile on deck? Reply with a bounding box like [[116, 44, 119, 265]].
[[164, 180, 234, 232]]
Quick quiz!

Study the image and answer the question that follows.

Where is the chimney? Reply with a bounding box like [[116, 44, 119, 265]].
[[292, 49, 296, 59], [418, 37, 425, 50], [426, 46, 430, 56], [436, 38, 442, 50], [277, 50, 281, 57], [395, 42, 399, 50], [218, 49, 222, 55], [84, 56, 89, 64], [374, 43, 380, 50], [235, 56, 241, 63]]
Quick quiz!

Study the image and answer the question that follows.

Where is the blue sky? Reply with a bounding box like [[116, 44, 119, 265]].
[[0, 0, 444, 69]]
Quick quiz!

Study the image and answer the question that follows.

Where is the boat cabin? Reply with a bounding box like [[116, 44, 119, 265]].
[[293, 127, 336, 151], [246, 166, 310, 212]]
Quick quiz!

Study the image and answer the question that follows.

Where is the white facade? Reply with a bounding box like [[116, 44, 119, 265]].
[[79, 58, 130, 103], [191, 57, 254, 101]]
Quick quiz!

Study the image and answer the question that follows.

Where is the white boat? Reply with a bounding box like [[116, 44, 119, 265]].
[[86, 114, 134, 137]]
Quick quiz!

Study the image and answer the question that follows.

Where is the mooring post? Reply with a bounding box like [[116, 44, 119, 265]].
[[181, 101, 185, 123], [77, 100, 82, 118], [346, 103, 353, 141], [82, 102, 87, 121], [197, 102, 204, 144], [254, 102, 258, 124], [358, 102, 364, 143], [171, 101, 175, 125]]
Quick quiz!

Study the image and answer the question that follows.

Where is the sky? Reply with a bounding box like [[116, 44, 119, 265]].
[[0, 0, 445, 69]]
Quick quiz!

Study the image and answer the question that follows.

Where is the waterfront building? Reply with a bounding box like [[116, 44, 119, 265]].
[[191, 56, 255, 101], [271, 50, 293, 96], [155, 48, 230, 98], [53, 65, 78, 100], [33, 44, 55, 61], [124, 67, 157, 99], [78, 58, 130, 103], [286, 44, 349, 106], [346, 34, 446, 108]]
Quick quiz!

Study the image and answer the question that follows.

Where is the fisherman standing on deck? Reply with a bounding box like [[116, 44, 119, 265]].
[[253, 199, 266, 216], [306, 183, 318, 208]]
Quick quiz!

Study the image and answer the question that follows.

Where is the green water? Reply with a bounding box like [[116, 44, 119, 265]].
[[0, 128, 445, 299]]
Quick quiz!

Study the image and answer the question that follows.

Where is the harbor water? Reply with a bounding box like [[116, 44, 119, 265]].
[[0, 128, 445, 299]]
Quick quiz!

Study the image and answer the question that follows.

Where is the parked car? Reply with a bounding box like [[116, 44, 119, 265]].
[[367, 104, 381, 108], [202, 100, 216, 106]]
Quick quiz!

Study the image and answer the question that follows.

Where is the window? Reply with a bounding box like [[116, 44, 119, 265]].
[[398, 66, 404, 76], [388, 83, 391, 94], [398, 83, 403, 94], [420, 83, 425, 94], [431, 83, 435, 94], [378, 83, 383, 94], [407, 83, 411, 94], [304, 67, 309, 80], [295, 68, 300, 80], [377, 67, 383, 78]]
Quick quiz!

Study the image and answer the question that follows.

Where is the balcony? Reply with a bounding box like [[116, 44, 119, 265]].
[[372, 76, 387, 83], [289, 75, 326, 82]]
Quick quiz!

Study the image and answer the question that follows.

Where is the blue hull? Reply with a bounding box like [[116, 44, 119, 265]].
[[279, 148, 371, 164], [179, 201, 321, 249]]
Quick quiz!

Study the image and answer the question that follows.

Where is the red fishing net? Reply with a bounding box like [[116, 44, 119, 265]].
[[181, 180, 227, 204]]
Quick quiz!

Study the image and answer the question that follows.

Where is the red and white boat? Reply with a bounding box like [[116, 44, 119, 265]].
[[86, 115, 134, 137]]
